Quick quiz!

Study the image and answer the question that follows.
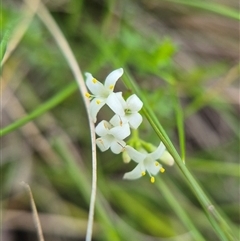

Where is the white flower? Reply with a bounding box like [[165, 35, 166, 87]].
[[107, 93, 143, 129], [85, 68, 124, 122], [123, 142, 166, 183], [95, 117, 130, 154]]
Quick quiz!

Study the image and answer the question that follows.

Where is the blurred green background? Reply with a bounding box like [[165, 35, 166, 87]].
[[1, 0, 239, 240]]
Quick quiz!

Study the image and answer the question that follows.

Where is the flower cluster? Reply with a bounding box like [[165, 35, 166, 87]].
[[85, 68, 171, 183]]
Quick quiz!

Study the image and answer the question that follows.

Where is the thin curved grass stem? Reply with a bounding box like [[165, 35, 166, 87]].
[[22, 182, 45, 241], [23, 1, 97, 240]]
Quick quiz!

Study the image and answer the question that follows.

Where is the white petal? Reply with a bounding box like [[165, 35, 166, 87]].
[[89, 98, 106, 123], [104, 68, 123, 89], [96, 137, 111, 152], [125, 146, 146, 163], [160, 151, 175, 166], [126, 94, 143, 112], [149, 142, 166, 160], [115, 92, 127, 109], [85, 73, 106, 96], [106, 92, 125, 116], [123, 163, 144, 180], [95, 120, 111, 137], [110, 140, 126, 154], [128, 113, 143, 129], [110, 115, 129, 126], [145, 159, 162, 176], [110, 123, 130, 140], [109, 115, 122, 126]]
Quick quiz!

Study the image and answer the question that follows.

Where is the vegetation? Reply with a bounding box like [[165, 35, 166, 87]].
[[1, 0, 239, 240]]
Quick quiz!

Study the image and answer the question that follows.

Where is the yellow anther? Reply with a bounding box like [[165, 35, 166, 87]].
[[150, 177, 155, 183], [160, 167, 165, 173], [109, 85, 114, 90], [92, 78, 97, 83], [155, 162, 159, 166], [119, 116, 123, 126], [96, 100, 101, 104], [85, 92, 91, 98], [141, 171, 146, 176]]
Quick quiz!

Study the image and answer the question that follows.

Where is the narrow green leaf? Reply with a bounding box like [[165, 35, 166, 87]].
[[173, 91, 186, 163], [164, 0, 240, 20], [121, 68, 235, 241], [156, 176, 206, 241], [1, 82, 78, 137]]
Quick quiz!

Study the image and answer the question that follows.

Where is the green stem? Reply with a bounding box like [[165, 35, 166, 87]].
[[122, 69, 235, 241], [173, 90, 186, 163], [156, 176, 206, 241], [1, 82, 78, 137], [131, 129, 139, 140]]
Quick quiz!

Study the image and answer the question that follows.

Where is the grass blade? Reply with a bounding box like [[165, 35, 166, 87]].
[[164, 0, 240, 20], [156, 176, 206, 241], [121, 68, 235, 241], [173, 91, 186, 163], [1, 82, 77, 137]]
